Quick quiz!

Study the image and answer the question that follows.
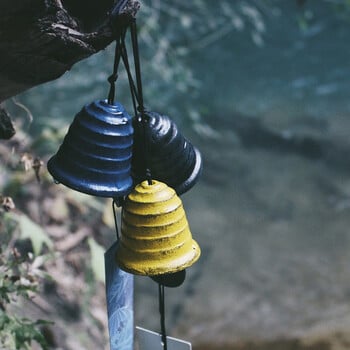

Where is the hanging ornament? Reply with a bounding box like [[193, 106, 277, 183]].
[[48, 18, 136, 200], [132, 111, 202, 195], [115, 19, 202, 350], [116, 17, 203, 196], [47, 99, 134, 198], [47, 3, 203, 348], [115, 180, 201, 276], [47, 6, 137, 349]]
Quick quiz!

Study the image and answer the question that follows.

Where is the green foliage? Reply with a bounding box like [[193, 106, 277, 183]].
[[15, 213, 53, 256], [0, 118, 113, 348], [0, 210, 51, 350], [0, 314, 50, 350]]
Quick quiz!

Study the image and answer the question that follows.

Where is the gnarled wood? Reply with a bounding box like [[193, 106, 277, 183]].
[[0, 0, 140, 138], [0, 106, 15, 139], [0, 0, 139, 103]]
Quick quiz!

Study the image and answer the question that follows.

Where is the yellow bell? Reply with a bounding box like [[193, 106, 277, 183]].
[[116, 180, 200, 276]]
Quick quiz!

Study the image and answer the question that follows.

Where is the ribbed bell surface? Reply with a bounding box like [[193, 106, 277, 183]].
[[116, 180, 200, 276], [132, 112, 202, 195], [47, 100, 134, 198]]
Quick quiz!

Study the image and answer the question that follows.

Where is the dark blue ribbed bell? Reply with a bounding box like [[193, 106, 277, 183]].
[[47, 100, 134, 198], [132, 111, 202, 195]]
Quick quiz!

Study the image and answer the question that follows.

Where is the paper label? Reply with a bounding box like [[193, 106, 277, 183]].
[[136, 327, 192, 350]]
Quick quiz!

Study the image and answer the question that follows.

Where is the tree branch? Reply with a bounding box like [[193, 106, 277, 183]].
[[0, 106, 16, 139], [0, 0, 140, 103], [0, 0, 140, 138]]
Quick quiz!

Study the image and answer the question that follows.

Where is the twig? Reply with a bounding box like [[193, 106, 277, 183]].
[[12, 97, 33, 125]]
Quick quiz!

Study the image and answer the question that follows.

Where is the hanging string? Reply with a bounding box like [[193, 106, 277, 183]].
[[112, 199, 120, 240], [158, 283, 168, 350], [129, 19, 152, 185], [120, 38, 139, 117], [108, 17, 152, 184], [107, 28, 128, 105], [130, 19, 145, 115]]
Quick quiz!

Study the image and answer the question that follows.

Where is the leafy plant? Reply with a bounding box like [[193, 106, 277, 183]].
[[0, 202, 51, 350]]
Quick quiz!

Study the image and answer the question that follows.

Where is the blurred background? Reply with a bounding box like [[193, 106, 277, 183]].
[[2, 0, 350, 349]]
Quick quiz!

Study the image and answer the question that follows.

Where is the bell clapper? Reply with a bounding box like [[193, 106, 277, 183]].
[[151, 270, 187, 288]]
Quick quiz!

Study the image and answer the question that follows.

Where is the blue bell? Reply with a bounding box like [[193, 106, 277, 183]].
[[132, 111, 202, 195], [47, 100, 134, 198]]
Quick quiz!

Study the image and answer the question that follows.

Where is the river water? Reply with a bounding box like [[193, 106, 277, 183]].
[[17, 1, 350, 348]]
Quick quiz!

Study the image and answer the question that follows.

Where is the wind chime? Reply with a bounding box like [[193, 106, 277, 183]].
[[47, 2, 202, 349]]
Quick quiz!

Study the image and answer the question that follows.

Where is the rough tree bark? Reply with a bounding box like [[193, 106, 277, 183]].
[[0, 0, 140, 138]]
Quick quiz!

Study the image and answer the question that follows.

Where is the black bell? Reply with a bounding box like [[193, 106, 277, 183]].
[[150, 270, 187, 288], [132, 111, 202, 195], [48, 100, 134, 198]]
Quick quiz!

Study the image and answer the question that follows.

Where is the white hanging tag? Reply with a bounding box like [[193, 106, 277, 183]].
[[136, 326, 192, 350]]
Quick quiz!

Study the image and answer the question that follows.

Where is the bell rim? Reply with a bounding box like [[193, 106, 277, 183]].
[[47, 156, 133, 198], [115, 239, 201, 276], [175, 146, 203, 195], [131, 147, 203, 195]]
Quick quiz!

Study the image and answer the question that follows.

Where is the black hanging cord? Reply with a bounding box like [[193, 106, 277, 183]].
[[112, 199, 120, 240], [158, 283, 168, 350], [130, 19, 145, 115], [107, 28, 128, 105], [110, 0, 129, 18], [142, 117, 152, 185], [120, 38, 139, 116], [108, 15, 152, 185], [129, 19, 152, 185], [107, 0, 140, 105]]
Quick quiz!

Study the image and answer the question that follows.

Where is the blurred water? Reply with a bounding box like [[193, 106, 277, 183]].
[[15, 0, 350, 346]]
